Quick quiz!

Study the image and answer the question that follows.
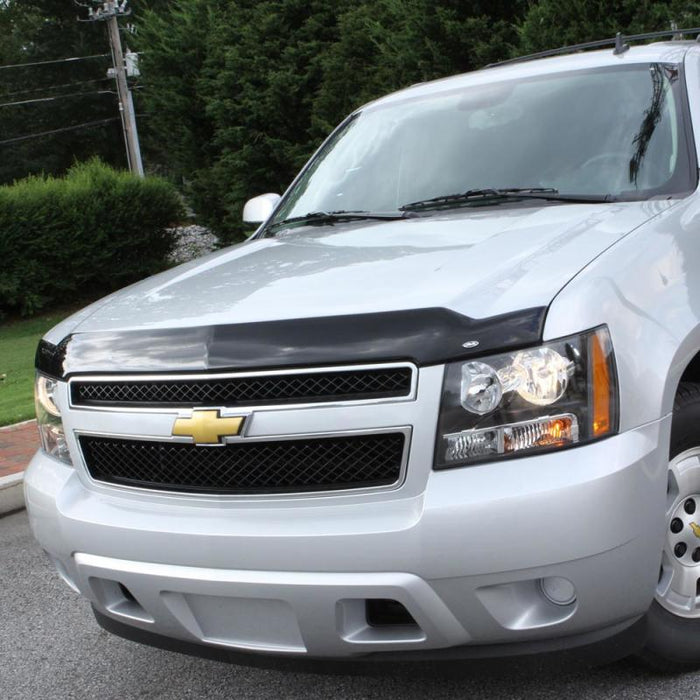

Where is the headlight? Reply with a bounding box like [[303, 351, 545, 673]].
[[435, 326, 618, 468], [34, 374, 72, 465]]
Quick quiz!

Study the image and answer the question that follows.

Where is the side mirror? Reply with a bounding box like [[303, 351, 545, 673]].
[[243, 193, 282, 224]]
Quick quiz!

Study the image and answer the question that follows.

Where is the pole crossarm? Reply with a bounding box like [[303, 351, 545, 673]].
[[76, 0, 131, 22]]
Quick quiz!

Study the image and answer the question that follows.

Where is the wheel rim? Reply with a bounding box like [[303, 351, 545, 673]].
[[657, 447, 700, 618]]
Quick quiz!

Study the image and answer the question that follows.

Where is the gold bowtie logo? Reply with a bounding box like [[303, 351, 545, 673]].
[[690, 522, 700, 539], [172, 409, 246, 445]]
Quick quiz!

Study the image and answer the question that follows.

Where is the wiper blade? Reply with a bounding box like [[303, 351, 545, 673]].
[[400, 188, 615, 210], [267, 210, 411, 233]]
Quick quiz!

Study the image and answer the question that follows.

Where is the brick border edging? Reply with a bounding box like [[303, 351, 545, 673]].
[[0, 418, 36, 430], [0, 419, 35, 516]]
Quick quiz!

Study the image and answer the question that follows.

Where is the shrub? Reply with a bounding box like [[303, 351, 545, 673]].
[[0, 159, 184, 317]]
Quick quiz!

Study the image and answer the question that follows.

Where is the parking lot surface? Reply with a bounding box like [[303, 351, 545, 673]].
[[3, 509, 700, 699]]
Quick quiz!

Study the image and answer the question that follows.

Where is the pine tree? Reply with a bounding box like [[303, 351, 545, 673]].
[[517, 0, 700, 53], [134, 0, 526, 241]]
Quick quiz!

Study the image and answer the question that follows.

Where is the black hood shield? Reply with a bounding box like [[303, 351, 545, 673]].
[[36, 307, 546, 379]]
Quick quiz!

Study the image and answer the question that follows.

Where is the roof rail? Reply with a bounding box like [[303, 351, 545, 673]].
[[485, 27, 700, 69]]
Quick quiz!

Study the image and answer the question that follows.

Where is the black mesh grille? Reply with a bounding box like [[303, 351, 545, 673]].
[[71, 367, 412, 407], [79, 433, 406, 494]]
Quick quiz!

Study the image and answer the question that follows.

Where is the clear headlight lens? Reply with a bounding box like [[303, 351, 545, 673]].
[[435, 326, 618, 468], [509, 347, 573, 405], [460, 361, 502, 414], [34, 374, 72, 465]]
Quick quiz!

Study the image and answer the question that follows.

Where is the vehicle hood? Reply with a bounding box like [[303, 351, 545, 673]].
[[47, 201, 671, 343]]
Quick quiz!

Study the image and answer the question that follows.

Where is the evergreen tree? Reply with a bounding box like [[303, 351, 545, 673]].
[[134, 0, 215, 182], [196, 0, 346, 236], [135, 0, 526, 241], [312, 0, 526, 135], [518, 0, 700, 53]]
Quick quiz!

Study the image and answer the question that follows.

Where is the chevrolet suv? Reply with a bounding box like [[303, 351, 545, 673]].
[[26, 36, 700, 671]]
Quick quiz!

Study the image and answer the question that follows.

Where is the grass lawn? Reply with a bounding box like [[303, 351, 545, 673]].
[[0, 309, 74, 426]]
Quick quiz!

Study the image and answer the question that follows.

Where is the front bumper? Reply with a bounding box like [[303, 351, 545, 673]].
[[24, 412, 670, 661]]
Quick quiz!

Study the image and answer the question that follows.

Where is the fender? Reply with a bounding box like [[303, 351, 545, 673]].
[[545, 195, 700, 433]]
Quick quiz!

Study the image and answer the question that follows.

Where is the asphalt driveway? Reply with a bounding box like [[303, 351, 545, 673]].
[[2, 509, 700, 699]]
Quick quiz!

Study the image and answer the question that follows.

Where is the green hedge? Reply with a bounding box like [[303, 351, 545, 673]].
[[0, 159, 184, 317]]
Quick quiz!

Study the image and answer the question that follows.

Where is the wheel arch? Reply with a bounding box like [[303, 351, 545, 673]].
[[664, 328, 700, 418], [680, 349, 700, 387]]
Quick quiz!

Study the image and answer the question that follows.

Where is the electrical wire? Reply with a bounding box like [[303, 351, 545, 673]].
[[0, 90, 114, 109], [1, 78, 112, 98], [0, 117, 121, 146], [0, 53, 110, 71]]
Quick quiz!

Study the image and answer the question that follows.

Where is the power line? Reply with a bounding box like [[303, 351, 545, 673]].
[[0, 89, 114, 109], [1, 78, 112, 98], [0, 117, 120, 146], [0, 53, 110, 71]]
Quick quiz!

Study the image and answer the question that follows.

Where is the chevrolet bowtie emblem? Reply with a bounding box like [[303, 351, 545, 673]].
[[691, 522, 700, 539], [172, 409, 246, 445]]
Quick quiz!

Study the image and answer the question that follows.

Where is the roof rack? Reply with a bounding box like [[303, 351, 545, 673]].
[[485, 27, 700, 69]]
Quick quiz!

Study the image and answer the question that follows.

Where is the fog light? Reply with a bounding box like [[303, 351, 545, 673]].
[[539, 577, 576, 606]]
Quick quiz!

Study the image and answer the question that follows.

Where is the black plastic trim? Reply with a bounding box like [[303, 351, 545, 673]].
[[35, 307, 546, 379], [35, 337, 69, 380]]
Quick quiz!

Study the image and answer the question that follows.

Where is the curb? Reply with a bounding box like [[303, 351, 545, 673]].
[[0, 472, 25, 517], [0, 419, 36, 431], [0, 419, 36, 516]]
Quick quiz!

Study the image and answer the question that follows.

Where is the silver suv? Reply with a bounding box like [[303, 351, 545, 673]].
[[27, 35, 700, 670]]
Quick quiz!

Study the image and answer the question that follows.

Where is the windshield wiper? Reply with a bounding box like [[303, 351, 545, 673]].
[[267, 210, 411, 233], [400, 188, 615, 210]]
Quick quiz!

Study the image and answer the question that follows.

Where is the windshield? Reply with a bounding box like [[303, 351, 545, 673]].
[[268, 63, 695, 230]]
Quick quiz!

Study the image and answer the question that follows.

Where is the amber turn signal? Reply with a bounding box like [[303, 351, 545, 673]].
[[590, 328, 615, 437]]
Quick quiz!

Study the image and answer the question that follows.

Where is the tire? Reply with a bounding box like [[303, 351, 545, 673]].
[[638, 382, 700, 672]]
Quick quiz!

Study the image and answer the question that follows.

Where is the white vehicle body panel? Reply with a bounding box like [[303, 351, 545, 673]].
[[44, 202, 670, 339], [25, 43, 700, 662]]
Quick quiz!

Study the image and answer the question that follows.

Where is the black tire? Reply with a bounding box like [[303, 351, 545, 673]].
[[638, 382, 700, 672]]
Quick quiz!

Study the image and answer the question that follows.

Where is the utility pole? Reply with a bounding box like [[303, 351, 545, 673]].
[[79, 1, 144, 176]]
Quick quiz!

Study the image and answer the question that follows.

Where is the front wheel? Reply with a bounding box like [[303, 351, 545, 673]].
[[640, 383, 700, 671]]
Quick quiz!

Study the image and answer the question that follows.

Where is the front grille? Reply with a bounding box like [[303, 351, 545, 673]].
[[71, 367, 413, 408], [79, 432, 406, 494]]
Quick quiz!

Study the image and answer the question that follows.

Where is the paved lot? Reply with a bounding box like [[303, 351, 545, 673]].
[[3, 510, 700, 700]]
